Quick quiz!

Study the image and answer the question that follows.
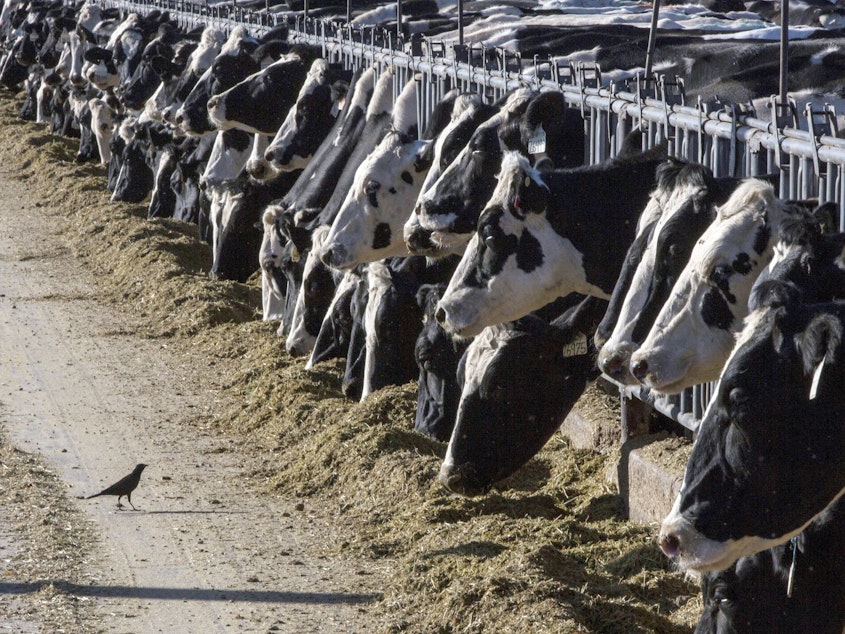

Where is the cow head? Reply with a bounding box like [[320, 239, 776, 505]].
[[262, 59, 349, 175], [439, 294, 603, 497], [414, 90, 533, 255], [629, 179, 783, 394], [658, 298, 845, 572], [598, 161, 726, 383], [435, 152, 599, 338], [320, 131, 431, 269], [260, 205, 288, 322]]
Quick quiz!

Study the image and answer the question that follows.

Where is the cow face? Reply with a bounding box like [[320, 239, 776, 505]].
[[286, 227, 337, 358], [306, 267, 361, 370], [414, 283, 469, 442], [403, 99, 493, 257], [435, 153, 599, 338], [263, 59, 346, 175], [414, 91, 531, 254], [598, 162, 724, 383], [320, 132, 430, 269], [260, 206, 288, 322], [175, 28, 259, 137], [88, 97, 114, 164], [208, 53, 310, 136], [361, 258, 425, 401], [629, 180, 782, 394], [201, 128, 252, 190], [439, 295, 602, 497], [658, 300, 845, 572], [83, 46, 118, 89]]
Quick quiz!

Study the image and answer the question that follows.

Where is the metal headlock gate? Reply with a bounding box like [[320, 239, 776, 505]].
[[99, 0, 845, 433]]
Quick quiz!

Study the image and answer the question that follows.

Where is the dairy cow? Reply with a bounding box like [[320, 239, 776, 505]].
[[207, 43, 321, 136], [414, 278, 470, 441], [629, 180, 789, 393], [435, 147, 665, 338], [597, 160, 744, 383], [175, 26, 260, 137], [261, 58, 351, 176], [439, 295, 606, 496], [695, 496, 845, 634], [658, 295, 845, 571]]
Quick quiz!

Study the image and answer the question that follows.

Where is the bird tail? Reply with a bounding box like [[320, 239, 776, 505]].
[[85, 492, 103, 499]]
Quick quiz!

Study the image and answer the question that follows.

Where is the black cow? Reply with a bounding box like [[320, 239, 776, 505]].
[[439, 295, 606, 497], [658, 295, 845, 572]]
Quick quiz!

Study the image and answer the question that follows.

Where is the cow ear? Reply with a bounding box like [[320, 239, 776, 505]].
[[812, 202, 838, 234], [799, 313, 843, 376], [149, 55, 176, 77], [516, 170, 549, 215]]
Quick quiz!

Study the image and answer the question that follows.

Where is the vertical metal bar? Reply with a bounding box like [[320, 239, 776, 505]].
[[644, 0, 661, 80], [458, 0, 464, 47], [780, 0, 789, 105], [397, 0, 402, 40]]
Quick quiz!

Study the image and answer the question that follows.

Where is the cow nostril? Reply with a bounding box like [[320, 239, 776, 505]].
[[207, 96, 218, 110], [434, 306, 446, 325], [175, 113, 183, 125], [264, 149, 275, 162], [600, 353, 624, 378], [658, 532, 681, 558], [320, 248, 333, 267], [414, 202, 422, 216], [631, 359, 649, 381]]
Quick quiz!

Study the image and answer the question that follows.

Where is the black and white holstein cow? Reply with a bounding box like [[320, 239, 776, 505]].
[[596, 160, 744, 383], [259, 67, 378, 336], [409, 88, 587, 259], [174, 26, 261, 137], [320, 78, 433, 268], [284, 69, 398, 355], [402, 93, 495, 256], [439, 294, 608, 496], [260, 58, 351, 177], [657, 294, 845, 572], [414, 278, 470, 441], [434, 147, 666, 338], [628, 179, 789, 393], [206, 43, 322, 137]]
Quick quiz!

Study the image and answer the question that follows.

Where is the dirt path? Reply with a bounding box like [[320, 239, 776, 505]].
[[0, 174, 380, 632]]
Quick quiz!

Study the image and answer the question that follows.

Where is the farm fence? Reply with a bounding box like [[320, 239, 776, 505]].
[[96, 0, 845, 433]]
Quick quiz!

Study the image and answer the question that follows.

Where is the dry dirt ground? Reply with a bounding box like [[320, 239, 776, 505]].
[[0, 92, 700, 633]]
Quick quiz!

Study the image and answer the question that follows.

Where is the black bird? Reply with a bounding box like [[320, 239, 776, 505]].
[[85, 464, 148, 510]]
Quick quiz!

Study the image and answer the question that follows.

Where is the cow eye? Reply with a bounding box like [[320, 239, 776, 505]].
[[365, 180, 380, 195], [481, 224, 503, 252], [728, 387, 749, 413]]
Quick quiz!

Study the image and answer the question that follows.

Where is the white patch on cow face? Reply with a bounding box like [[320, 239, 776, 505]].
[[201, 131, 251, 188], [360, 261, 393, 401], [630, 180, 783, 394], [88, 98, 114, 165], [440, 325, 509, 469], [286, 226, 330, 357], [658, 493, 814, 572], [598, 179, 708, 383], [260, 206, 286, 322], [323, 134, 430, 268], [244, 134, 272, 181]]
